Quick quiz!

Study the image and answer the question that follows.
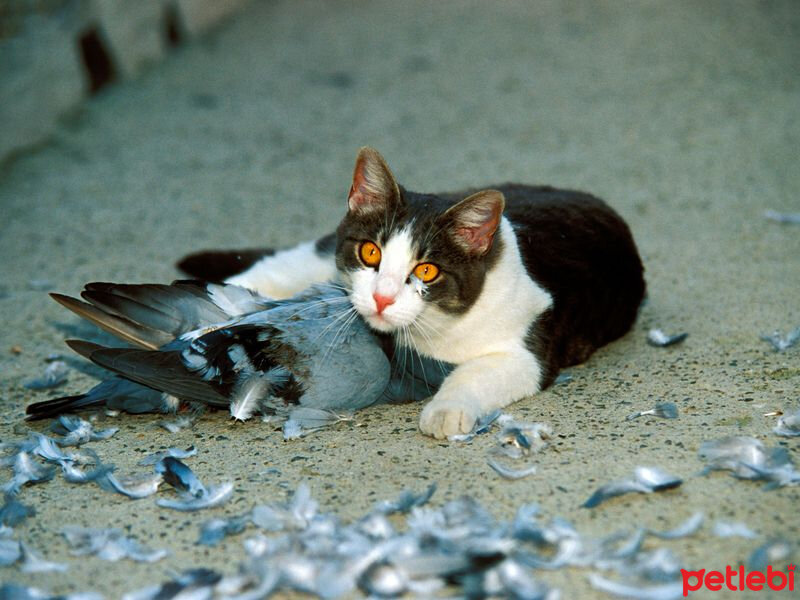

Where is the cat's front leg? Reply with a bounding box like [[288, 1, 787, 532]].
[[419, 347, 543, 439]]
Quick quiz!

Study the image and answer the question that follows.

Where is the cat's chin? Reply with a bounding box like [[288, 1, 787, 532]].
[[361, 312, 407, 333]]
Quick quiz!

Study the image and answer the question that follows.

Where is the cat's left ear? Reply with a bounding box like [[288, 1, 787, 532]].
[[442, 190, 505, 255], [347, 147, 402, 215]]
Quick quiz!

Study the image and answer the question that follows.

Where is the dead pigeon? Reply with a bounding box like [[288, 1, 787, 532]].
[[26, 282, 393, 425]]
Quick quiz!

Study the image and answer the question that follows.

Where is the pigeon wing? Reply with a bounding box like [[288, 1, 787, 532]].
[[66, 340, 229, 408]]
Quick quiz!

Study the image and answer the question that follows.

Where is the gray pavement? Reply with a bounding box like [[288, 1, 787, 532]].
[[1, 1, 798, 597]]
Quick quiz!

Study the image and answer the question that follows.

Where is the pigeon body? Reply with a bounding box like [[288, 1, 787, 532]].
[[27, 282, 393, 421]]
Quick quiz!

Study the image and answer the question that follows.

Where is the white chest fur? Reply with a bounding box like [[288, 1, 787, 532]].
[[408, 218, 552, 364]]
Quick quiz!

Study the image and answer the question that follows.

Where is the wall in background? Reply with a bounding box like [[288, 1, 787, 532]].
[[0, 0, 251, 163]]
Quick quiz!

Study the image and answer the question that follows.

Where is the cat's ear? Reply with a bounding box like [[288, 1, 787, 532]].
[[442, 190, 505, 255], [347, 147, 401, 215]]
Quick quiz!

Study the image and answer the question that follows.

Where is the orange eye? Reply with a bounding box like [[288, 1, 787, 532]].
[[359, 241, 381, 267], [413, 263, 439, 283]]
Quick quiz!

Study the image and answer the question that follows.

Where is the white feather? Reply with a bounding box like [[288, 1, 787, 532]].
[[207, 284, 264, 316], [230, 377, 270, 422]]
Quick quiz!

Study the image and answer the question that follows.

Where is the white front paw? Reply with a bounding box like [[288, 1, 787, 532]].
[[419, 395, 479, 440]]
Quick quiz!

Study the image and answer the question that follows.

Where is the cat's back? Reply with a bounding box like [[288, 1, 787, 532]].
[[495, 183, 621, 230], [434, 182, 643, 290], [491, 183, 642, 276], [486, 183, 646, 380]]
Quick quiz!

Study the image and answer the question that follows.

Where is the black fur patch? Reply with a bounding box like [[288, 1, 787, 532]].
[[502, 184, 646, 386], [176, 248, 274, 282], [314, 232, 337, 255]]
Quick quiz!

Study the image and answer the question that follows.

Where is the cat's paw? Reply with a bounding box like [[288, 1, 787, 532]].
[[419, 396, 479, 439]]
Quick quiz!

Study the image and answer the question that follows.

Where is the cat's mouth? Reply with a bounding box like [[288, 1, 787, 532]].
[[363, 311, 401, 333]]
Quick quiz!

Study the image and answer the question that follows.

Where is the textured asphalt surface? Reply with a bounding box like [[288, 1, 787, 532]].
[[1, 1, 798, 597]]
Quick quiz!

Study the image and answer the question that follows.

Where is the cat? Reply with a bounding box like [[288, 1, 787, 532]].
[[179, 147, 646, 438]]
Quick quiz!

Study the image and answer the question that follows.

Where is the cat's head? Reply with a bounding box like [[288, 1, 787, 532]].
[[335, 147, 505, 334]]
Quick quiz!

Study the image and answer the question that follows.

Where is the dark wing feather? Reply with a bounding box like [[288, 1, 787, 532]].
[[26, 393, 93, 420], [26, 377, 163, 420], [80, 290, 185, 335], [80, 282, 229, 339], [67, 341, 229, 408], [50, 293, 170, 350]]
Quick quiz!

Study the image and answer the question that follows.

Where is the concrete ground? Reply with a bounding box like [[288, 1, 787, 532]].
[[1, 0, 798, 597]]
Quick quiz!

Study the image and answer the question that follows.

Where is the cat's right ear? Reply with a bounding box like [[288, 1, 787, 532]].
[[347, 147, 401, 215], [442, 190, 505, 256]]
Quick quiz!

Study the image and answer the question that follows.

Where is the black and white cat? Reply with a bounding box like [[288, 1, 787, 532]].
[[179, 147, 646, 439]]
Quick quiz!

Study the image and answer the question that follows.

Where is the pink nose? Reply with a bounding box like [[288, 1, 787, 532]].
[[373, 293, 396, 315]]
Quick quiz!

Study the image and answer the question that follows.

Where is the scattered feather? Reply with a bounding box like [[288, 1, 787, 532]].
[[282, 419, 303, 440], [31, 433, 75, 463], [773, 408, 800, 437], [0, 537, 21, 566], [482, 418, 552, 479], [61, 526, 168, 563], [494, 419, 552, 459], [23, 360, 69, 390], [487, 456, 538, 480], [760, 326, 800, 352], [281, 407, 354, 439], [99, 471, 163, 499], [587, 574, 683, 600], [698, 436, 800, 486], [121, 568, 225, 600], [626, 402, 678, 421], [748, 539, 793, 571], [287, 407, 354, 429], [0, 584, 102, 600], [646, 329, 688, 348], [51, 415, 118, 446], [197, 514, 250, 546], [159, 415, 194, 433], [764, 209, 800, 224], [698, 436, 768, 478], [448, 410, 503, 441], [373, 483, 437, 515], [155, 457, 206, 497], [583, 466, 682, 508], [0, 494, 35, 526], [647, 512, 703, 539], [554, 373, 573, 385], [1, 452, 55, 494], [156, 482, 234, 511], [712, 521, 758, 539], [250, 484, 318, 532], [59, 460, 113, 484], [19, 540, 68, 573], [137, 445, 198, 466]]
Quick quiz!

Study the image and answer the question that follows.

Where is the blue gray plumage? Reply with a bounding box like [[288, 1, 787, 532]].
[[27, 281, 402, 422]]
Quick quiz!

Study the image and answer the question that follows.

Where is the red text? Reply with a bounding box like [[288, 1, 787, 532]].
[[681, 564, 795, 596]]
